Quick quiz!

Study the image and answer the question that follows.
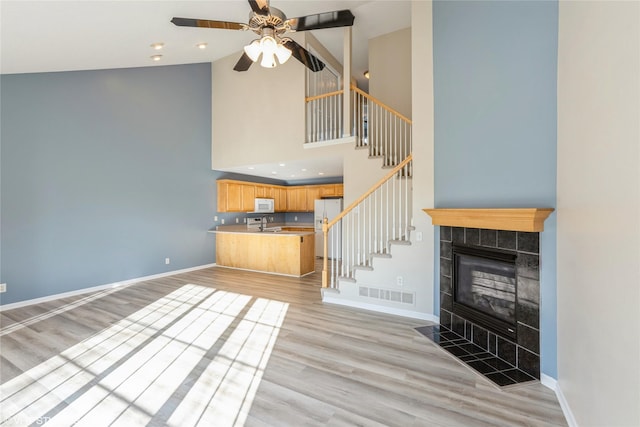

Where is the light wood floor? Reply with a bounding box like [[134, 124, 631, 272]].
[[0, 263, 567, 426]]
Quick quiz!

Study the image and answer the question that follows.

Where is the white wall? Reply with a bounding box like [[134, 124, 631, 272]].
[[333, 2, 434, 317], [211, 34, 351, 171], [409, 0, 435, 316], [557, 1, 640, 426], [369, 27, 412, 118]]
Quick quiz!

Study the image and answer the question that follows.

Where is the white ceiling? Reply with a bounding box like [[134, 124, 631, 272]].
[[0, 0, 411, 181]]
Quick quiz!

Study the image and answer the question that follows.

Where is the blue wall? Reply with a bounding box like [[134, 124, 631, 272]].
[[433, 1, 558, 377], [1, 63, 215, 305]]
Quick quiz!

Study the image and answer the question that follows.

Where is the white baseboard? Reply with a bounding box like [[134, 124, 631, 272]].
[[0, 263, 217, 312], [541, 374, 578, 427], [322, 294, 439, 322], [540, 373, 557, 391]]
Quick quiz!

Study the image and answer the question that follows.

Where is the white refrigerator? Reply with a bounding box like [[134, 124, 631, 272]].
[[314, 198, 342, 258]]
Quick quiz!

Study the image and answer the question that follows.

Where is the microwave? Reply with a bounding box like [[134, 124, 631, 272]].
[[253, 198, 275, 213]]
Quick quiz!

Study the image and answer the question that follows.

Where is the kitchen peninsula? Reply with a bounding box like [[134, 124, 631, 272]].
[[209, 225, 315, 277]]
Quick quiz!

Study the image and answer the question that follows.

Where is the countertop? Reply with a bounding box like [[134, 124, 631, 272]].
[[208, 223, 315, 236]]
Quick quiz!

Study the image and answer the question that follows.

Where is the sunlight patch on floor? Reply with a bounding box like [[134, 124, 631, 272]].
[[0, 284, 289, 427]]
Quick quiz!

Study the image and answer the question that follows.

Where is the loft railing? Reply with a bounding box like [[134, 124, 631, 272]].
[[305, 86, 412, 171], [321, 154, 413, 289], [306, 90, 344, 143]]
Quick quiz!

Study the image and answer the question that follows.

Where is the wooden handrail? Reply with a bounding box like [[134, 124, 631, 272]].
[[305, 90, 344, 103], [324, 154, 412, 231], [351, 85, 413, 125], [321, 154, 413, 288]]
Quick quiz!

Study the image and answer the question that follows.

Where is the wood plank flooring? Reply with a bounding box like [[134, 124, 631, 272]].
[[0, 263, 567, 426]]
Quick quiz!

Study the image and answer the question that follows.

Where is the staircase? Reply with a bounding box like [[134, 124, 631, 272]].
[[305, 86, 413, 291]]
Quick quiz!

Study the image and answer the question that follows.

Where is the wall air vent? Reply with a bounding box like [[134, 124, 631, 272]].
[[359, 286, 414, 305]]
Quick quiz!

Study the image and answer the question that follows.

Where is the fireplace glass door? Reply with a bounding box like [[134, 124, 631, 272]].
[[453, 245, 517, 339]]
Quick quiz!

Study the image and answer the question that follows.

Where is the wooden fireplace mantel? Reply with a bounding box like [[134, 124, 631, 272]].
[[423, 208, 554, 232]]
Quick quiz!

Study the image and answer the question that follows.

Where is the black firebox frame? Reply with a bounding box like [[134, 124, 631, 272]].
[[452, 244, 518, 341]]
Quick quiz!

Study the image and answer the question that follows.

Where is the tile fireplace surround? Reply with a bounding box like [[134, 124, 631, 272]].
[[423, 208, 553, 387]]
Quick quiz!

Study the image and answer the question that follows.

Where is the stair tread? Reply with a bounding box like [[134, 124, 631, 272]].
[[371, 253, 392, 258], [389, 239, 411, 246], [353, 265, 374, 271]]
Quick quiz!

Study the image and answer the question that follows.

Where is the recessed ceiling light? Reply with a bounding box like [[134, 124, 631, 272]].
[[301, 168, 307, 172], [150, 43, 164, 50], [150, 55, 163, 61], [290, 174, 296, 177], [318, 172, 325, 176], [279, 163, 286, 167], [196, 43, 208, 49], [271, 171, 278, 175], [248, 166, 255, 170]]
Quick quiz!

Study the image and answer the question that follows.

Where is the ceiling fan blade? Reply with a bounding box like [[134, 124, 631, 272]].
[[286, 10, 355, 32], [248, 0, 270, 16], [282, 39, 326, 72], [233, 53, 254, 72], [171, 17, 245, 31]]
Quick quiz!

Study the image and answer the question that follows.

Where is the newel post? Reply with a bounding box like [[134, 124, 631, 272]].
[[342, 26, 352, 137], [322, 218, 329, 288]]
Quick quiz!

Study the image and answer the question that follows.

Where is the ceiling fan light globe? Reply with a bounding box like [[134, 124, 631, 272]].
[[260, 36, 277, 56], [260, 52, 277, 68], [244, 39, 262, 62], [275, 44, 292, 64]]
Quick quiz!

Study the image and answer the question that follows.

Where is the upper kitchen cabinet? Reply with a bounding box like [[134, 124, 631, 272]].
[[274, 187, 288, 212], [255, 185, 275, 199], [286, 187, 308, 212], [217, 180, 255, 212], [217, 180, 343, 213], [320, 184, 343, 197]]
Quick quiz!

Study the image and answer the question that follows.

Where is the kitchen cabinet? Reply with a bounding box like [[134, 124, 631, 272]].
[[217, 180, 255, 212], [218, 181, 243, 212], [255, 185, 275, 199], [217, 180, 343, 213], [241, 185, 256, 211], [305, 186, 322, 210], [274, 187, 288, 212], [215, 231, 315, 276], [287, 187, 308, 211]]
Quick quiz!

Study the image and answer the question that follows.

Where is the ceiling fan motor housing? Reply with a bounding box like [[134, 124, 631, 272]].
[[248, 7, 288, 36]]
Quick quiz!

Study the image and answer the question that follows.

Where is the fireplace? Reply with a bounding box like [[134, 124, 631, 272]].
[[421, 208, 552, 386], [452, 244, 517, 340]]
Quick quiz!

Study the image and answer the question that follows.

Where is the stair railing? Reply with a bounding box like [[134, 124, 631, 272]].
[[305, 87, 412, 173], [321, 154, 413, 289], [351, 86, 412, 169]]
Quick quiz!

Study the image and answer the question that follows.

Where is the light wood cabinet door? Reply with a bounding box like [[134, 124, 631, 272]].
[[306, 186, 322, 211], [275, 187, 288, 212], [225, 182, 245, 212], [287, 187, 307, 211], [241, 185, 256, 212], [255, 185, 268, 198]]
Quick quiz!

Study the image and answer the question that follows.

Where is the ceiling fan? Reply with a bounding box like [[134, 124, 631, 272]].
[[171, 0, 355, 72]]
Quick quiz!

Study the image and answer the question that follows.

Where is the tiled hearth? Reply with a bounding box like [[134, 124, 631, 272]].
[[429, 225, 541, 387], [416, 324, 537, 386]]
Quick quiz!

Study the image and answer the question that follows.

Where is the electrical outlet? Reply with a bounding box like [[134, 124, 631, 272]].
[[294, 216, 298, 221], [415, 231, 423, 241], [165, 258, 170, 265], [235, 218, 239, 223], [243, 218, 247, 223], [396, 276, 404, 287], [214, 216, 218, 221], [221, 219, 225, 224], [0, 283, 6, 293]]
